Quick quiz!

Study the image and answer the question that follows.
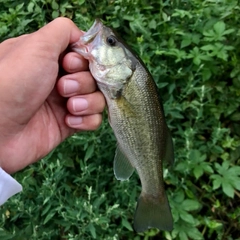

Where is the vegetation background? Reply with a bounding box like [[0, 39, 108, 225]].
[[0, 0, 240, 239]]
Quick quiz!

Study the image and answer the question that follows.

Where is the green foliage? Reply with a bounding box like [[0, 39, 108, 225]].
[[1, 0, 240, 239], [210, 161, 240, 198]]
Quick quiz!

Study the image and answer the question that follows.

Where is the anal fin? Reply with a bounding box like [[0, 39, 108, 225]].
[[114, 145, 134, 181]]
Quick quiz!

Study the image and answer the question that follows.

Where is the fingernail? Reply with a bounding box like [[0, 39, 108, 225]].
[[73, 98, 89, 112], [67, 116, 83, 126], [64, 80, 79, 95]]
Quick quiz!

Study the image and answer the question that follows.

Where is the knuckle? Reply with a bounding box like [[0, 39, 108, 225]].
[[54, 17, 73, 26], [95, 91, 106, 110]]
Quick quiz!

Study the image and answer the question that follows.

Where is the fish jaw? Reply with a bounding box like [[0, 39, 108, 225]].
[[81, 19, 103, 44], [71, 19, 103, 60]]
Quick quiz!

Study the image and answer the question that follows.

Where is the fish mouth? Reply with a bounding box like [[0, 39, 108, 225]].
[[80, 19, 103, 44], [71, 19, 103, 59]]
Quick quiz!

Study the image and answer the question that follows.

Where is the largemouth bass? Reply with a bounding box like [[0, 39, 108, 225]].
[[72, 19, 174, 232]]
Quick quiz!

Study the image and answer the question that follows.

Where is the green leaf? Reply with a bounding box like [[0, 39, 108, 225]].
[[230, 112, 240, 121], [193, 167, 203, 179], [181, 38, 191, 48], [84, 144, 95, 161], [223, 28, 235, 35], [212, 175, 222, 190], [173, 190, 185, 203], [41, 203, 53, 216], [51, 1, 59, 10], [27, 2, 34, 12], [78, 0, 85, 4], [205, 218, 223, 229], [148, 19, 156, 29], [180, 211, 196, 224], [222, 181, 234, 198], [43, 211, 56, 225], [88, 223, 96, 239], [187, 227, 204, 239], [193, 56, 201, 65], [0, 228, 13, 240], [203, 164, 213, 174], [179, 231, 188, 240], [181, 199, 201, 211], [122, 218, 133, 231], [192, 34, 200, 44], [201, 44, 214, 51], [52, 10, 59, 18], [211, 162, 240, 198], [157, 82, 169, 88], [16, 3, 24, 11], [213, 21, 225, 35]]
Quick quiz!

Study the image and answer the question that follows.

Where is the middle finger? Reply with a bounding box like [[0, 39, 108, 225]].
[[57, 71, 97, 97]]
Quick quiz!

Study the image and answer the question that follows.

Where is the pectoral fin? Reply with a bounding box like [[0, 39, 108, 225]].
[[114, 145, 134, 181], [109, 85, 123, 99]]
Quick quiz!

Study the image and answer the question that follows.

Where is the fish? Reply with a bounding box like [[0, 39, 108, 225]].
[[72, 19, 174, 232]]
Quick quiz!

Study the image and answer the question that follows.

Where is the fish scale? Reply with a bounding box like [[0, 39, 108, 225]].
[[72, 19, 174, 232]]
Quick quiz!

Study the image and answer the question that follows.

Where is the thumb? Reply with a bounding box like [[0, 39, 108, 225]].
[[34, 17, 83, 56]]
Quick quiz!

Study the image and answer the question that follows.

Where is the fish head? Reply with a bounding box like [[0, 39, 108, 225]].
[[72, 19, 135, 97]]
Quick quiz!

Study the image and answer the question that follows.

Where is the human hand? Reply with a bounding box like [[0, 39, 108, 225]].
[[0, 18, 105, 173]]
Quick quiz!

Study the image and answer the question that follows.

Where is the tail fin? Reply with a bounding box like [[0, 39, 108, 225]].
[[133, 192, 173, 232]]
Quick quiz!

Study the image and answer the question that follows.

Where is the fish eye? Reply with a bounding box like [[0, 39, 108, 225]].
[[106, 35, 116, 46]]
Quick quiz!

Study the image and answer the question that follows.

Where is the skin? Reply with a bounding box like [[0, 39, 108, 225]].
[[0, 17, 106, 174]]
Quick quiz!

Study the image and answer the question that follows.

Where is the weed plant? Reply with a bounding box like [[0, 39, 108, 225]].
[[0, 0, 240, 239]]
